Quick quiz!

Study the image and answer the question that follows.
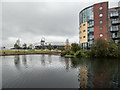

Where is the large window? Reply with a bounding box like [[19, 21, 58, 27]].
[[79, 6, 94, 24]]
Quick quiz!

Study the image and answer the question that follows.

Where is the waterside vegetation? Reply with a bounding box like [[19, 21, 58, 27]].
[[61, 38, 120, 58]]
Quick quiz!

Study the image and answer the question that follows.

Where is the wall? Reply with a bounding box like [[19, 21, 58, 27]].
[[79, 22, 88, 43], [94, 2, 108, 41]]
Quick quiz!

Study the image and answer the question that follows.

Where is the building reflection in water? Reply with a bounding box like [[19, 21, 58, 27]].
[[41, 54, 45, 66], [78, 65, 88, 88], [14, 55, 20, 70], [93, 59, 119, 88], [22, 55, 28, 68], [71, 58, 119, 88]]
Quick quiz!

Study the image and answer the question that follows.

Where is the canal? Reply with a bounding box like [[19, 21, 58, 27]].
[[2, 55, 119, 88]]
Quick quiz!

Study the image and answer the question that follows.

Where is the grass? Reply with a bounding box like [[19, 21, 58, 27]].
[[0, 49, 61, 56]]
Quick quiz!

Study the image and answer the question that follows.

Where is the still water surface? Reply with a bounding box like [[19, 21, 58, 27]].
[[2, 55, 119, 88]]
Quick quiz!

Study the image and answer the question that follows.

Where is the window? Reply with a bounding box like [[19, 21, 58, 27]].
[[80, 37, 82, 39], [99, 33, 103, 37], [83, 36, 86, 38], [80, 31, 82, 33], [99, 13, 103, 17], [83, 24, 85, 26], [99, 6, 103, 10], [80, 26, 81, 28], [99, 20, 103, 24], [99, 27, 103, 30], [83, 30, 86, 32]]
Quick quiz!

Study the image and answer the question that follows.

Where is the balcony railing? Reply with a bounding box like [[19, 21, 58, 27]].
[[112, 34, 120, 39], [112, 20, 120, 24], [110, 12, 119, 17], [110, 27, 119, 32]]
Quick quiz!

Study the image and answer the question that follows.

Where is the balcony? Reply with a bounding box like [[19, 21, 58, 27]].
[[110, 26, 119, 32], [112, 20, 120, 24], [112, 34, 120, 39], [110, 12, 119, 18]]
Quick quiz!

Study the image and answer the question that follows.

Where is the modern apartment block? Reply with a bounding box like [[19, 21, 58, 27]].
[[79, 2, 120, 49], [109, 7, 120, 44]]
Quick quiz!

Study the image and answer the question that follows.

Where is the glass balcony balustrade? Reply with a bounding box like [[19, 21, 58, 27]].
[[110, 12, 119, 17], [110, 26, 119, 31], [112, 33, 120, 38], [112, 19, 120, 24]]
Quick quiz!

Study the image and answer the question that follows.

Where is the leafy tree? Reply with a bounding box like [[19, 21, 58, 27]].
[[48, 44, 52, 50], [14, 43, 19, 49], [107, 42, 119, 57], [22, 43, 27, 49], [90, 38, 109, 57], [71, 43, 81, 53]]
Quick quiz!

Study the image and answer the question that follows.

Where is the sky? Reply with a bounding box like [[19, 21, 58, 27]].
[[1, 0, 120, 48]]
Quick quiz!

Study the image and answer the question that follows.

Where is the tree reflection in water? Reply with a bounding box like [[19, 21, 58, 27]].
[[41, 54, 45, 66], [14, 55, 20, 70], [48, 55, 52, 64], [71, 58, 119, 88], [64, 58, 71, 71], [22, 55, 28, 68]]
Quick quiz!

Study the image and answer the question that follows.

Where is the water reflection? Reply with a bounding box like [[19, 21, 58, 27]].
[[48, 55, 52, 64], [14, 55, 20, 70], [78, 65, 88, 88], [71, 58, 119, 88], [22, 55, 28, 68], [64, 58, 70, 71], [41, 54, 45, 66], [2, 55, 119, 88]]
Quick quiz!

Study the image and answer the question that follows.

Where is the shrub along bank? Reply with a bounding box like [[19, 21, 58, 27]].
[[61, 39, 120, 58]]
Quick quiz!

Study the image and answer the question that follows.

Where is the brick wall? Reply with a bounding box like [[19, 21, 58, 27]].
[[94, 2, 108, 41]]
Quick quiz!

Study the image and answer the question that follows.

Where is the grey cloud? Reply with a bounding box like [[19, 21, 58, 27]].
[[2, 1, 119, 48]]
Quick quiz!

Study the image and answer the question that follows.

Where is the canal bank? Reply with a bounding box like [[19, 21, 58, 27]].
[[0, 50, 61, 56]]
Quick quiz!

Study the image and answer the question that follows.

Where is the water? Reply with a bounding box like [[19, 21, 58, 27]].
[[1, 54, 119, 88]]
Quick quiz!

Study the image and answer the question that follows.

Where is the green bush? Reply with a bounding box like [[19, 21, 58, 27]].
[[89, 38, 120, 58], [60, 49, 71, 56], [74, 50, 82, 57], [71, 43, 81, 53], [107, 42, 119, 57]]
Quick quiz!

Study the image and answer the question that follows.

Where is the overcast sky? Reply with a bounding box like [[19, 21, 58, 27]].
[[1, 0, 120, 48]]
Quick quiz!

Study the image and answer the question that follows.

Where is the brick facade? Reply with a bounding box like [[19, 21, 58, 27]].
[[94, 2, 108, 41]]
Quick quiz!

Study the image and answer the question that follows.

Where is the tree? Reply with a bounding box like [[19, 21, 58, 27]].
[[14, 43, 19, 49], [71, 43, 81, 53], [48, 44, 52, 50], [90, 38, 109, 57], [107, 42, 119, 57], [22, 43, 27, 49]]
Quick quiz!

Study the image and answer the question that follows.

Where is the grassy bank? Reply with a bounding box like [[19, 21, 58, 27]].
[[0, 50, 61, 56]]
